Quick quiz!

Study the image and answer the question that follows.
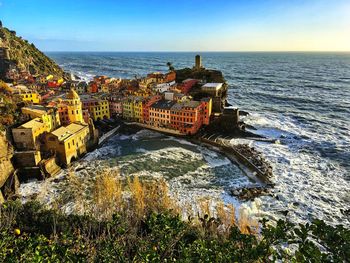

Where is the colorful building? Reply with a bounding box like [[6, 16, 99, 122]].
[[149, 100, 176, 128], [12, 118, 49, 150], [155, 81, 176, 93], [164, 71, 176, 83], [99, 84, 109, 93], [47, 77, 64, 88], [181, 79, 198, 94], [19, 91, 41, 104], [49, 89, 86, 126], [81, 95, 110, 121], [142, 95, 162, 124], [21, 105, 61, 132], [65, 89, 85, 123], [201, 98, 212, 125], [122, 96, 144, 122], [170, 101, 203, 135], [107, 95, 124, 116], [147, 71, 176, 84], [44, 123, 90, 166], [201, 83, 224, 97], [88, 82, 98, 93]]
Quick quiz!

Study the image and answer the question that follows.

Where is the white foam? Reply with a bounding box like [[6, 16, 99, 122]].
[[246, 112, 350, 226]]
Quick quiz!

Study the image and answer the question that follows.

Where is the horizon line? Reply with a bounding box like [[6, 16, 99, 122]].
[[44, 50, 350, 53]]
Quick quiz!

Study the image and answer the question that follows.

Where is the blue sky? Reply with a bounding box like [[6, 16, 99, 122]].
[[0, 0, 349, 51]]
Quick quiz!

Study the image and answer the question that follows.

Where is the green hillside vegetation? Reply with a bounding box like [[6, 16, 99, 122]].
[[0, 172, 348, 262], [0, 80, 25, 130], [0, 26, 63, 77]]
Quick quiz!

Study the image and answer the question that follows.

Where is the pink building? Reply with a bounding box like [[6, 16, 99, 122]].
[[181, 79, 198, 94], [108, 95, 124, 116]]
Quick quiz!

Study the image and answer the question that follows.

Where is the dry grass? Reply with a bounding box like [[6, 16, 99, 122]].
[[61, 168, 260, 235], [93, 170, 123, 219], [127, 175, 145, 218]]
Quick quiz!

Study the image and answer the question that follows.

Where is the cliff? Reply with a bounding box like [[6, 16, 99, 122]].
[[0, 132, 15, 202], [0, 23, 64, 80]]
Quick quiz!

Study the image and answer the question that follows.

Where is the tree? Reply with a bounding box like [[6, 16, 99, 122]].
[[166, 62, 175, 71]]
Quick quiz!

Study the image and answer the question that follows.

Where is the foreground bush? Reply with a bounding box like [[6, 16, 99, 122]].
[[0, 201, 349, 262]]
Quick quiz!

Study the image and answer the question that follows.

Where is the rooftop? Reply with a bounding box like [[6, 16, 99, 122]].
[[51, 123, 87, 141], [20, 118, 45, 130], [201, 83, 223, 90], [22, 105, 54, 115], [151, 99, 176, 110], [171, 101, 201, 111]]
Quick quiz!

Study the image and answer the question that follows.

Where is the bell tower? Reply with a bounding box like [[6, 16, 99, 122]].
[[66, 89, 84, 124]]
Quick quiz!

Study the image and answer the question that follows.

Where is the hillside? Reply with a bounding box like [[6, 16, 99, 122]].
[[0, 22, 64, 79]]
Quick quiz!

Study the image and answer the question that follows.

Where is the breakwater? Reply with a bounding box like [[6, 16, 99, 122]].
[[196, 136, 274, 185]]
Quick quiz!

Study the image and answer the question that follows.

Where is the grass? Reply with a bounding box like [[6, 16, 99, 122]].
[[0, 169, 349, 261], [57, 169, 259, 236]]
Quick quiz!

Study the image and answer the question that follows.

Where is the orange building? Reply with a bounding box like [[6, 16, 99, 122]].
[[170, 101, 203, 135], [149, 100, 176, 128], [164, 71, 176, 82], [147, 71, 176, 84], [88, 82, 98, 93], [200, 98, 212, 125], [142, 95, 162, 124]]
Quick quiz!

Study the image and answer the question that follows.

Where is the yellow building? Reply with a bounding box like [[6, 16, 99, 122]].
[[122, 96, 144, 122], [12, 118, 50, 150], [45, 123, 90, 166], [81, 95, 110, 121], [100, 84, 109, 93], [122, 97, 134, 120], [19, 91, 41, 104], [133, 97, 143, 122], [91, 99, 110, 121], [22, 105, 61, 132], [65, 89, 85, 124]]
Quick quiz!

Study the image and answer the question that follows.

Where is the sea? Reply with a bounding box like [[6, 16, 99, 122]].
[[21, 52, 350, 226]]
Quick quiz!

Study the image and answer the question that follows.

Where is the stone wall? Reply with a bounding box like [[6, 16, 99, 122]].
[[12, 128, 36, 150], [13, 151, 41, 168]]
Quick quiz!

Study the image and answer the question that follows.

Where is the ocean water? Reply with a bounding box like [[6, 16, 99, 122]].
[[39, 52, 350, 226]]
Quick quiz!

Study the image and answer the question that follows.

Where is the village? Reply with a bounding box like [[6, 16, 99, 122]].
[[0, 54, 250, 184]]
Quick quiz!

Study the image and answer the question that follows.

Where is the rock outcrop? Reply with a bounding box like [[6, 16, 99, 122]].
[[0, 132, 16, 202], [175, 67, 226, 83]]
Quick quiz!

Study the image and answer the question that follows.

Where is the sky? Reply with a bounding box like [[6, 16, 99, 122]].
[[0, 0, 349, 51]]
